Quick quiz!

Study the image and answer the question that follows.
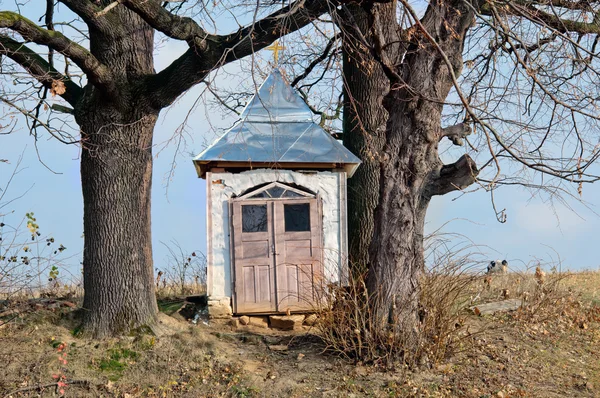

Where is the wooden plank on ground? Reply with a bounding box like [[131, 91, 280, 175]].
[[471, 299, 523, 316]]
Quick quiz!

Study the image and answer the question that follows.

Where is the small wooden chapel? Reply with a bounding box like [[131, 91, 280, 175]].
[[193, 62, 360, 318]]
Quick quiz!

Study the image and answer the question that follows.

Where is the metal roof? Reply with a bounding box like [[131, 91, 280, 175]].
[[193, 68, 361, 178]]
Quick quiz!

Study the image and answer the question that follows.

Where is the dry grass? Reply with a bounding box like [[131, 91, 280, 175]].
[[0, 310, 257, 397], [0, 271, 598, 397], [155, 283, 206, 299]]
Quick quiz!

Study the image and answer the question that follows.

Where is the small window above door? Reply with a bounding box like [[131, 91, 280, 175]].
[[239, 182, 315, 200]]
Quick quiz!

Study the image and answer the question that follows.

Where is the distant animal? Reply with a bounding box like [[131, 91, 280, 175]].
[[487, 260, 508, 274]]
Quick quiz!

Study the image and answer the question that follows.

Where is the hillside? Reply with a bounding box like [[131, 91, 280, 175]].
[[1, 271, 599, 397]]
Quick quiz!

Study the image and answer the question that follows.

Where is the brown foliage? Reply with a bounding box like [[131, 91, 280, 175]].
[[314, 261, 475, 369]]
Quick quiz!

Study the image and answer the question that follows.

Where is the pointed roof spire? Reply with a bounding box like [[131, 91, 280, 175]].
[[241, 68, 313, 123], [193, 68, 361, 178]]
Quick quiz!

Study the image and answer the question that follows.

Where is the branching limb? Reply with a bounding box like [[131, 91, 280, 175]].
[[0, 11, 115, 95], [31, 0, 55, 134], [121, 0, 212, 49], [140, 0, 344, 109], [441, 123, 472, 146], [219, 0, 336, 61], [0, 35, 82, 105], [57, 0, 116, 33], [428, 155, 479, 197], [292, 33, 340, 87], [0, 96, 78, 144], [482, 0, 600, 35]]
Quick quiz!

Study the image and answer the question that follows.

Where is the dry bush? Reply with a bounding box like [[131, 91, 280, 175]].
[[461, 256, 600, 346], [313, 273, 380, 364], [418, 246, 482, 364], [313, 234, 486, 369], [310, 232, 587, 369], [0, 158, 82, 331], [506, 266, 599, 329], [1, 160, 77, 301], [0, 212, 78, 300]]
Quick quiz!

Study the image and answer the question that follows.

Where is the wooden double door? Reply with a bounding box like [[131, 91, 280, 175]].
[[231, 194, 323, 314]]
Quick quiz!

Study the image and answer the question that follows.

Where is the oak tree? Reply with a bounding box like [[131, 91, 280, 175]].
[[339, 0, 600, 347], [0, 0, 341, 337]]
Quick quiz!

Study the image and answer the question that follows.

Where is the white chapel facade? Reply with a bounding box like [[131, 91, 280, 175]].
[[193, 68, 360, 317]]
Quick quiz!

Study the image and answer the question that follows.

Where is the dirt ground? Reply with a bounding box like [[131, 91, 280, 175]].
[[1, 272, 599, 397]]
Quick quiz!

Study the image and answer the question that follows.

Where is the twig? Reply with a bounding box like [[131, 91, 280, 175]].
[[95, 1, 121, 17], [0, 315, 18, 328], [3, 379, 94, 398]]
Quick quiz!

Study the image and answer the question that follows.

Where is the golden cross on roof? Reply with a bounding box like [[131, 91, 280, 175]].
[[265, 40, 285, 65]]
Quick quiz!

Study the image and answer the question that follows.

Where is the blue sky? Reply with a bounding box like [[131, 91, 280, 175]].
[[1, 2, 599, 280]]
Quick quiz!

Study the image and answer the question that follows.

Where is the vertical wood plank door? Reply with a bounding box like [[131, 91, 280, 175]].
[[273, 198, 323, 312], [232, 201, 277, 313]]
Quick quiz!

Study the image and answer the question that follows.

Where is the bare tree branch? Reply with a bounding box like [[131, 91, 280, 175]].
[[0, 11, 115, 95], [429, 154, 480, 197], [292, 33, 340, 86], [121, 0, 212, 46], [482, 0, 600, 35], [57, 0, 116, 33], [137, 0, 354, 109], [0, 35, 82, 105]]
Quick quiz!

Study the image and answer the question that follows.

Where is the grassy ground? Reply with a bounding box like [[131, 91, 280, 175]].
[[0, 272, 599, 397]]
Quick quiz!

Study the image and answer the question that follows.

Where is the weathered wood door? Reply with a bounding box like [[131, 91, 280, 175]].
[[273, 199, 322, 311], [232, 200, 277, 313], [231, 183, 322, 314]]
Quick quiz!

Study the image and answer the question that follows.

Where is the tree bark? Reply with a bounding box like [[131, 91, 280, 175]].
[[366, 104, 436, 343], [366, 0, 477, 345], [78, 104, 159, 337], [77, 7, 159, 337], [341, 3, 397, 271]]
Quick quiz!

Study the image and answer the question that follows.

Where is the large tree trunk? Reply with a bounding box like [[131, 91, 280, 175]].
[[366, 102, 438, 343], [76, 7, 159, 337], [366, 0, 478, 345], [342, 3, 398, 271], [79, 106, 159, 337]]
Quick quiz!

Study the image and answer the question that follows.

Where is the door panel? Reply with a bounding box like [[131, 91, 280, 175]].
[[232, 200, 276, 313], [284, 239, 312, 257], [232, 197, 323, 314], [274, 198, 323, 312], [242, 241, 270, 258]]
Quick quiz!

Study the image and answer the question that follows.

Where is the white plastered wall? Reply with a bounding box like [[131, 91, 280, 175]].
[[205, 169, 348, 301]]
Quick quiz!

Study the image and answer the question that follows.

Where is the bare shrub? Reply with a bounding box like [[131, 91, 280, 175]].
[[418, 235, 484, 365], [461, 255, 597, 349], [0, 214, 74, 298], [311, 223, 589, 370], [314, 232, 485, 369], [155, 240, 207, 297], [508, 262, 588, 327], [1, 157, 76, 301]]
